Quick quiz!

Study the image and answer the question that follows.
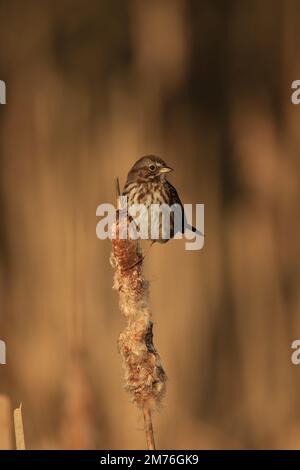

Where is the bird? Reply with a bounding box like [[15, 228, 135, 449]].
[[121, 155, 201, 251]]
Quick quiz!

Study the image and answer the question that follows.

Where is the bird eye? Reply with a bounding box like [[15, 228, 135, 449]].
[[149, 164, 156, 172]]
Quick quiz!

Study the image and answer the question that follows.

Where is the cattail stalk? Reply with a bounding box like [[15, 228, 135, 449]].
[[143, 406, 155, 450], [13, 403, 26, 450], [111, 177, 167, 450]]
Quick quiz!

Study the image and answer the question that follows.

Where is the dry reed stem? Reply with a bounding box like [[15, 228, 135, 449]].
[[0, 395, 12, 449], [111, 177, 166, 450], [14, 403, 26, 450], [143, 406, 155, 450]]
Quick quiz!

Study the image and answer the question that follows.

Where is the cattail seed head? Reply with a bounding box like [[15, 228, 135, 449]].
[[111, 215, 167, 410]]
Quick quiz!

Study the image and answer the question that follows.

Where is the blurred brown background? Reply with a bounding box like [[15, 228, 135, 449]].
[[0, 0, 300, 450]]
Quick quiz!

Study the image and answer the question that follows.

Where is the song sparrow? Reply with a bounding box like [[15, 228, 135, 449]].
[[122, 155, 199, 244]]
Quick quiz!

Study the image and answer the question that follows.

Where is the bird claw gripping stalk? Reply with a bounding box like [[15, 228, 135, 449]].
[[110, 210, 167, 450]]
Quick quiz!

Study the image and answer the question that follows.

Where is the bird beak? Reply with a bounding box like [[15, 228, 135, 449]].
[[159, 166, 173, 174]]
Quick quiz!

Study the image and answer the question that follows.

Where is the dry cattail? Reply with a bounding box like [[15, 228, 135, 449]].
[[110, 184, 167, 449], [13, 403, 26, 450]]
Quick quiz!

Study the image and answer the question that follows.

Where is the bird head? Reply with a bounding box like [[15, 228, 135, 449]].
[[126, 155, 173, 183]]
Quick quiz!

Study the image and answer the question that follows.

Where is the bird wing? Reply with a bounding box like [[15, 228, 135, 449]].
[[166, 181, 203, 237], [166, 181, 185, 234], [166, 181, 184, 207]]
